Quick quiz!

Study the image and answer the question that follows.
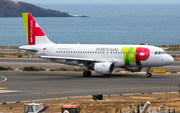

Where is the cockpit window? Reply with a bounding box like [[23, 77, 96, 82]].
[[154, 51, 167, 55], [162, 51, 167, 54], [158, 51, 161, 54], [154, 51, 158, 55]]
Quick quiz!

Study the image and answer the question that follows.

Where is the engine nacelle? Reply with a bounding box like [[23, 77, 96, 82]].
[[124, 67, 143, 72], [94, 63, 115, 74]]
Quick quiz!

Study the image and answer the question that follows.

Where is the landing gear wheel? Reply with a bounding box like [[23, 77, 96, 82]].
[[146, 73, 152, 78], [83, 71, 91, 77]]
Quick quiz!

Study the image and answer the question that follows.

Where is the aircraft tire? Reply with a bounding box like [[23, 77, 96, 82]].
[[146, 73, 152, 78], [83, 71, 91, 77]]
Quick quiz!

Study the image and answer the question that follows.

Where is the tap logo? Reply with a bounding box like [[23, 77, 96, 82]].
[[121, 47, 150, 66], [27, 14, 45, 45]]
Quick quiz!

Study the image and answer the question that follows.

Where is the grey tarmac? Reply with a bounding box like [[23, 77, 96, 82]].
[[0, 58, 179, 71], [0, 71, 179, 102]]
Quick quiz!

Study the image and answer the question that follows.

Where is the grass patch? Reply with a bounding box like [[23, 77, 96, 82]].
[[18, 54, 23, 58], [23, 66, 45, 71], [157, 98, 161, 100], [0, 54, 4, 57], [13, 53, 18, 56], [171, 71, 177, 73], [141, 92, 145, 94], [120, 94, 123, 96], [0, 46, 19, 49], [2, 102, 7, 105], [0, 66, 13, 71], [166, 48, 180, 51], [16, 101, 20, 103], [50, 68, 71, 71], [149, 92, 152, 94]]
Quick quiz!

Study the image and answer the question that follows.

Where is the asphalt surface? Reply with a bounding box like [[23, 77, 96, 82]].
[[0, 71, 179, 102]]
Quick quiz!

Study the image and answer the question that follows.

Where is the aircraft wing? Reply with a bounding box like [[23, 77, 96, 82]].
[[40, 56, 95, 62], [40, 56, 115, 63]]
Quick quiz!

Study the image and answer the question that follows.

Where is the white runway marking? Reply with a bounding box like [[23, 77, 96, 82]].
[[0, 90, 21, 94], [0, 76, 7, 83]]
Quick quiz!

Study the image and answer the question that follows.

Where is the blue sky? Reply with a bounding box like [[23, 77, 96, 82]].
[[15, 0, 180, 4]]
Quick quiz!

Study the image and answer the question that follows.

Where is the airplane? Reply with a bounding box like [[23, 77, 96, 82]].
[[19, 13, 174, 77]]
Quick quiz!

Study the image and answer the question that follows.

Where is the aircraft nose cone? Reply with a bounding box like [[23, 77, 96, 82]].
[[166, 55, 174, 65]]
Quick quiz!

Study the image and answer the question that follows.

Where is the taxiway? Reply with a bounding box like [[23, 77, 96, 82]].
[[0, 71, 179, 102]]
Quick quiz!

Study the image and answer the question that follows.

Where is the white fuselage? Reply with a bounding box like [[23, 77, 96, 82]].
[[20, 44, 174, 68]]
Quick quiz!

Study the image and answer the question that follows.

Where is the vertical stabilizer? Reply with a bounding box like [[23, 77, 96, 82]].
[[22, 13, 53, 45]]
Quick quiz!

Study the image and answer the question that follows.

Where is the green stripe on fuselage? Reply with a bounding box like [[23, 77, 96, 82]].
[[121, 47, 137, 65]]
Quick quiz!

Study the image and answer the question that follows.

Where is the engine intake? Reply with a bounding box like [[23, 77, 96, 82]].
[[94, 63, 115, 74]]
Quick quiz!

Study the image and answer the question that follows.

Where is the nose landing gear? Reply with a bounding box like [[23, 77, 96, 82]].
[[146, 67, 152, 77]]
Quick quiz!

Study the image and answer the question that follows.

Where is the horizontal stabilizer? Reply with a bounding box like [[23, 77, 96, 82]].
[[18, 47, 38, 51]]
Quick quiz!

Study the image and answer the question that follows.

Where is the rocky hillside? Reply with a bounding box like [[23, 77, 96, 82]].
[[0, 0, 72, 17]]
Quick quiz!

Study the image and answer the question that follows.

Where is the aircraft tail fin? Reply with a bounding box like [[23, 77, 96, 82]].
[[22, 13, 53, 45]]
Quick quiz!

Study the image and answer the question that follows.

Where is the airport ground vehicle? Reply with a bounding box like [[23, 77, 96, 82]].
[[61, 105, 80, 113]]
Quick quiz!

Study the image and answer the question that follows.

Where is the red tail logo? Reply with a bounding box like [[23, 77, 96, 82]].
[[28, 14, 45, 45]]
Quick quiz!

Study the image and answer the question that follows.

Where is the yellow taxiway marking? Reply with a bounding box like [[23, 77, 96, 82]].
[[0, 87, 8, 89], [42, 86, 178, 95], [0, 76, 7, 83]]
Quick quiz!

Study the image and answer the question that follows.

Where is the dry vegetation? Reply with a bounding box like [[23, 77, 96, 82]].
[[0, 92, 180, 113], [0, 46, 19, 49], [172, 55, 180, 61]]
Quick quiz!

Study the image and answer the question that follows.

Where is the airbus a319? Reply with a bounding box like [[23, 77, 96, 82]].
[[19, 13, 174, 77]]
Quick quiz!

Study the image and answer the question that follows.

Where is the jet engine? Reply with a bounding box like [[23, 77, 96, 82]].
[[94, 63, 115, 74], [123, 67, 143, 72]]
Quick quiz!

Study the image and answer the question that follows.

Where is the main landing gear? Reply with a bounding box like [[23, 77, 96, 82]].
[[146, 67, 152, 78], [83, 71, 91, 77], [83, 66, 92, 77]]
